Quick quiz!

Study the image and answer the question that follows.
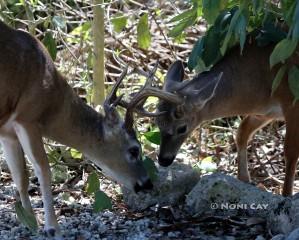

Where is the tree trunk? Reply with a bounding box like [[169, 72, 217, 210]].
[[92, 0, 105, 105]]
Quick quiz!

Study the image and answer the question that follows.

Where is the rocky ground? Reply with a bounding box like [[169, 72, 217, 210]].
[[0, 182, 270, 240], [0, 147, 276, 240], [0, 122, 297, 240]]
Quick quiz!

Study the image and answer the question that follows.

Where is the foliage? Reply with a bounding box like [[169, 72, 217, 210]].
[[193, 156, 217, 173], [86, 171, 112, 213], [143, 156, 158, 182], [143, 128, 161, 145], [169, 0, 299, 100], [137, 13, 151, 49], [14, 201, 38, 232]]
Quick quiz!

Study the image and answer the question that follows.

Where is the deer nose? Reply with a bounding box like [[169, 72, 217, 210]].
[[134, 178, 153, 193], [158, 155, 175, 167]]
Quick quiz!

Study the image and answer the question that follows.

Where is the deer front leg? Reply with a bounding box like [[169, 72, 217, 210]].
[[282, 112, 299, 196], [236, 115, 272, 182], [0, 134, 33, 213], [13, 122, 60, 237]]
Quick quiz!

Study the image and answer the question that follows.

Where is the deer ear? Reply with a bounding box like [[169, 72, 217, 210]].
[[164, 60, 185, 92], [192, 72, 223, 109]]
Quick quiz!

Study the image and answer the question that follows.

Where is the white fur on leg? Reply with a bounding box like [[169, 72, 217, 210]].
[[13, 122, 61, 236], [0, 136, 33, 213]]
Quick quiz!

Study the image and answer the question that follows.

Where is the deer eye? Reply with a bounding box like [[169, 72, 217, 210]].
[[129, 146, 140, 159], [177, 125, 187, 135]]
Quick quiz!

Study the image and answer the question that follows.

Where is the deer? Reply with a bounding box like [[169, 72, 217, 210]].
[[155, 39, 299, 197], [0, 20, 181, 238]]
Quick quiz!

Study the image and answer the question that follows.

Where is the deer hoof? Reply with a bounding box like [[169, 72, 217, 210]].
[[44, 227, 63, 239]]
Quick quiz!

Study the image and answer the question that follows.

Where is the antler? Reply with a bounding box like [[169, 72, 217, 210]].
[[103, 67, 128, 111], [123, 61, 183, 131]]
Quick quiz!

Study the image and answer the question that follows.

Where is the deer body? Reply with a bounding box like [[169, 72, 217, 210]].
[[0, 21, 153, 237], [156, 41, 299, 197]]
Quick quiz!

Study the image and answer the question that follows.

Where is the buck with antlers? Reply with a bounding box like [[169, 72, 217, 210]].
[[0, 21, 175, 237], [155, 41, 299, 197]]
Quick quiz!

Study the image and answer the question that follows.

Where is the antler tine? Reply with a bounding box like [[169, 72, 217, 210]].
[[144, 60, 159, 88], [124, 62, 184, 132], [104, 67, 128, 109]]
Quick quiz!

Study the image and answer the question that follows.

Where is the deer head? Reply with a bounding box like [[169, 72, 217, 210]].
[[155, 61, 222, 167], [88, 68, 155, 192]]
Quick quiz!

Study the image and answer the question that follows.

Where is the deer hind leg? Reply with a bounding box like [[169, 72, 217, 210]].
[[13, 121, 60, 237], [0, 133, 33, 213], [282, 111, 299, 196], [236, 115, 273, 182]]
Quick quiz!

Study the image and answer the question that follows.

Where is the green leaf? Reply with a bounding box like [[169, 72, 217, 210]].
[[143, 156, 158, 182], [43, 32, 57, 61], [137, 13, 151, 49], [169, 8, 196, 23], [252, 0, 263, 14], [194, 156, 217, 173], [234, 13, 247, 53], [70, 148, 82, 159], [203, 0, 226, 24], [15, 201, 38, 232], [93, 190, 112, 212], [67, 22, 91, 43], [270, 39, 298, 68], [272, 65, 287, 95], [143, 130, 161, 145], [86, 172, 100, 195], [51, 165, 69, 184], [52, 16, 66, 29], [202, 26, 223, 66], [220, 9, 241, 55], [70, 22, 91, 36], [188, 37, 205, 71], [288, 66, 299, 103], [169, 14, 197, 38], [256, 23, 287, 47], [111, 14, 128, 33], [292, 2, 299, 40], [283, 0, 296, 25]]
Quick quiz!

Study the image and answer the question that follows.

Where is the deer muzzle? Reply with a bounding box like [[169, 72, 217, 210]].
[[158, 154, 175, 167], [134, 177, 153, 193]]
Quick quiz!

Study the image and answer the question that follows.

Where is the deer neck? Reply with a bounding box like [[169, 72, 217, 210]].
[[192, 69, 275, 123], [41, 83, 105, 155]]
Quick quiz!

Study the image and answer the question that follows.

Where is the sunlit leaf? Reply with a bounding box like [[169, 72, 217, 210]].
[[111, 14, 127, 33], [137, 13, 151, 49], [194, 156, 217, 173], [70, 148, 82, 159], [143, 130, 161, 145]]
